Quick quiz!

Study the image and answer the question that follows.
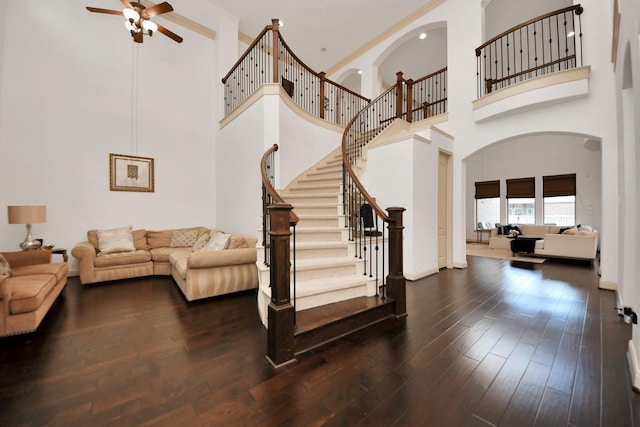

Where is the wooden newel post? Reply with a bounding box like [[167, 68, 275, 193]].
[[405, 79, 413, 123], [272, 18, 280, 84], [266, 203, 296, 368], [386, 207, 407, 318], [395, 72, 404, 120]]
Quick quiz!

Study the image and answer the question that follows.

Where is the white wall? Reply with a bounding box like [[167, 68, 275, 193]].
[[367, 136, 440, 279], [613, 0, 640, 389], [465, 134, 602, 241], [217, 87, 344, 236], [327, 0, 619, 286], [0, 0, 230, 274]]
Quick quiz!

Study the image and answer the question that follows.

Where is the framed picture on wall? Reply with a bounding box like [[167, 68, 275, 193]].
[[109, 153, 154, 192]]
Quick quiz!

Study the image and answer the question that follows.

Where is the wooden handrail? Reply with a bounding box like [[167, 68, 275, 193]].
[[475, 4, 583, 55], [260, 144, 299, 224], [341, 87, 397, 223], [276, 34, 370, 104], [222, 23, 274, 84], [412, 67, 448, 85]]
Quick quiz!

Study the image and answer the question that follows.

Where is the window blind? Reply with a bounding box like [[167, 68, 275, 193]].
[[475, 180, 500, 199], [543, 174, 576, 197], [506, 177, 535, 198]]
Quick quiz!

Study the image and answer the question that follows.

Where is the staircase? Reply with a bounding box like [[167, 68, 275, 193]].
[[256, 148, 380, 327]]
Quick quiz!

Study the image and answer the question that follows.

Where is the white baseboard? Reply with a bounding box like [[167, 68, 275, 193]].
[[599, 279, 618, 291], [628, 340, 640, 392], [453, 261, 468, 269], [405, 268, 438, 281]]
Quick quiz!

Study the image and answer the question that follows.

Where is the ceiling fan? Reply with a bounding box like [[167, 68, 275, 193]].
[[87, 1, 183, 43]]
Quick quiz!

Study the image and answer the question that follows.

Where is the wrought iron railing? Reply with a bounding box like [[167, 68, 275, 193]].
[[222, 19, 371, 126], [342, 78, 406, 308], [476, 5, 584, 97]]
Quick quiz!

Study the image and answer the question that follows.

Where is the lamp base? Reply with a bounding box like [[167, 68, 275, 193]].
[[20, 239, 42, 250], [19, 223, 42, 250]]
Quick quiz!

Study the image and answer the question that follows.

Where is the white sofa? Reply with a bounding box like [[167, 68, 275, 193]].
[[489, 224, 598, 260]]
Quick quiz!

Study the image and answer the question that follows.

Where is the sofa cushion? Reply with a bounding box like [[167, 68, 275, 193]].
[[89, 229, 147, 251], [96, 226, 135, 255], [11, 262, 68, 283], [7, 274, 57, 315], [150, 247, 191, 263], [170, 229, 199, 247], [94, 250, 152, 268]]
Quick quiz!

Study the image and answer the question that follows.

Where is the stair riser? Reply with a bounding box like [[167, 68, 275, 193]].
[[295, 264, 358, 281], [304, 172, 342, 181], [293, 206, 338, 215], [284, 196, 338, 204], [293, 247, 348, 259], [286, 186, 341, 194], [296, 218, 340, 227], [295, 231, 343, 241], [293, 285, 368, 312]]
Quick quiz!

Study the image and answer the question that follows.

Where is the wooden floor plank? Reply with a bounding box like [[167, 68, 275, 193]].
[[0, 257, 638, 426]]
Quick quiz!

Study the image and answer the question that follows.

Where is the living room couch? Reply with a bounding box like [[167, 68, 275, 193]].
[[72, 226, 258, 301], [0, 250, 68, 337], [488, 224, 598, 260]]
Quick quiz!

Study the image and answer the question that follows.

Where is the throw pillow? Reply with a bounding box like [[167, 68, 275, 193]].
[[0, 254, 11, 276], [170, 229, 199, 247], [562, 226, 579, 235], [192, 233, 211, 252], [97, 226, 136, 255], [227, 235, 248, 249], [201, 232, 231, 252]]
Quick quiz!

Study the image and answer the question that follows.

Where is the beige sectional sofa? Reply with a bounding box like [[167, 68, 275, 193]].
[[0, 250, 68, 337], [488, 224, 598, 260], [72, 226, 258, 301]]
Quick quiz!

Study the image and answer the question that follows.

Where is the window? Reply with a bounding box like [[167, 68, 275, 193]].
[[543, 174, 576, 225], [506, 177, 535, 224], [475, 180, 500, 229]]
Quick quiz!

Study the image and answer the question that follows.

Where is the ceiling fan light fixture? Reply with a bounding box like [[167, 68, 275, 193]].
[[123, 8, 140, 22], [142, 20, 158, 34], [125, 20, 138, 32]]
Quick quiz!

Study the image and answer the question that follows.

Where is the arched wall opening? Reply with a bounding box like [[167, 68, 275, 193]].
[[464, 132, 602, 243], [373, 21, 447, 93]]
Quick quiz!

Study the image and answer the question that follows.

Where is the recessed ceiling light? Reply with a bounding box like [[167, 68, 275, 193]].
[[279, 20, 284, 27], [567, 31, 575, 37], [419, 32, 427, 40], [357, 70, 363, 75]]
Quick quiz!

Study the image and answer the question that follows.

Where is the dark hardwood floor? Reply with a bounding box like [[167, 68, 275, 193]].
[[1, 255, 639, 426]]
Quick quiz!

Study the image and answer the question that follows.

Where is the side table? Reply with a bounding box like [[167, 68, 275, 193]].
[[51, 248, 68, 262]]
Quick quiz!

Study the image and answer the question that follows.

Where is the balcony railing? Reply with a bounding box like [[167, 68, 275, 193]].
[[222, 19, 370, 126], [476, 5, 584, 97]]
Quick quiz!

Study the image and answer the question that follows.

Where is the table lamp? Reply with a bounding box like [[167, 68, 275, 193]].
[[8, 205, 47, 250]]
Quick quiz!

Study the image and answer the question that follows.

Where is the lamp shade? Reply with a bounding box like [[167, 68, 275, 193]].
[[8, 206, 47, 224]]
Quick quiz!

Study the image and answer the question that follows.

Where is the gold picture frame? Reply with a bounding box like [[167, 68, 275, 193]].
[[109, 153, 154, 192]]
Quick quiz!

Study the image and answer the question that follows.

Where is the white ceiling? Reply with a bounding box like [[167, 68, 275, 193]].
[[205, 0, 431, 73]]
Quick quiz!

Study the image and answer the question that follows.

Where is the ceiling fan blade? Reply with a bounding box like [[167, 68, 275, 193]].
[[86, 6, 124, 16], [144, 2, 173, 17], [156, 23, 183, 43], [120, 0, 134, 8]]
